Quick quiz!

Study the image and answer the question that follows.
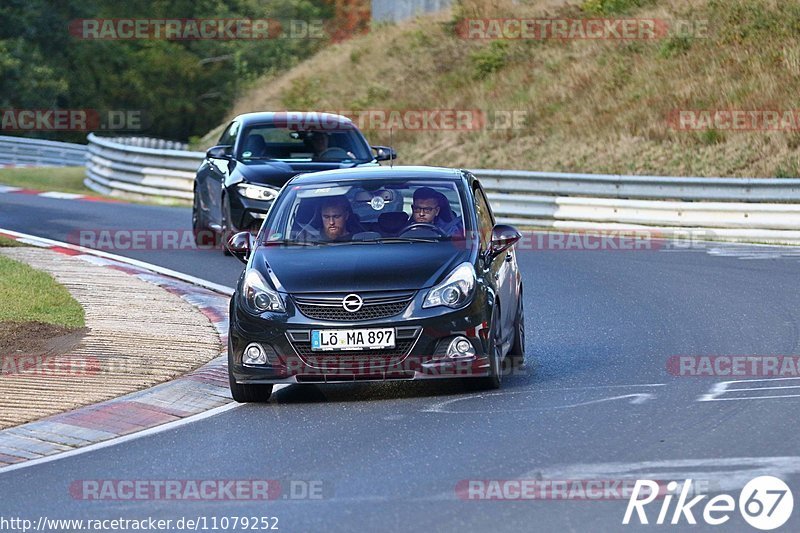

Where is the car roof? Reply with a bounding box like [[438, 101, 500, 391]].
[[233, 112, 355, 128], [287, 166, 465, 186]]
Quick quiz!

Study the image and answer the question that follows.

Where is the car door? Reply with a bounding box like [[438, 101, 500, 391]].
[[474, 183, 516, 347], [204, 121, 239, 228]]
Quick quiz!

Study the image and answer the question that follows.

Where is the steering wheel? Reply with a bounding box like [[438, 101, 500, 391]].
[[315, 147, 350, 160], [400, 222, 447, 237]]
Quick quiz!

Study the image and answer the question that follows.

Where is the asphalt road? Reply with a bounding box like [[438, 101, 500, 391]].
[[2, 192, 800, 532]]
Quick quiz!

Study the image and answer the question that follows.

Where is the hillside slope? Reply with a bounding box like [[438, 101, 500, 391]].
[[203, 0, 800, 178]]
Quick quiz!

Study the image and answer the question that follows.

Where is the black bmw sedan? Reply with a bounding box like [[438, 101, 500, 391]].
[[192, 111, 396, 252], [225, 166, 525, 402]]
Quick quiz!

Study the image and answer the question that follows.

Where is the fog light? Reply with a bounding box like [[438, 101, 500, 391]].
[[447, 336, 476, 359], [243, 343, 267, 365]]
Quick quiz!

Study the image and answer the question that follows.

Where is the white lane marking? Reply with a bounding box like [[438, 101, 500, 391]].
[[0, 228, 234, 295], [37, 191, 85, 200], [0, 185, 21, 193], [423, 385, 663, 414], [699, 377, 800, 402], [727, 385, 800, 392], [0, 384, 290, 476]]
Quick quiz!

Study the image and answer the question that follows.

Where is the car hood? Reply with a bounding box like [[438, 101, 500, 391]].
[[254, 243, 474, 293], [236, 160, 376, 188]]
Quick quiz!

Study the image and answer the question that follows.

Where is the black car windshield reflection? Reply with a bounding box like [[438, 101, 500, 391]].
[[260, 179, 468, 246], [239, 125, 373, 164]]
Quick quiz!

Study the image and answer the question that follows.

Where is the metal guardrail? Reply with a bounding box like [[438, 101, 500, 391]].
[[78, 134, 800, 244], [475, 169, 800, 203], [0, 135, 87, 166], [84, 133, 201, 200]]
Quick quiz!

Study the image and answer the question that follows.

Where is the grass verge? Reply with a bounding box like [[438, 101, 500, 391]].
[[0, 255, 85, 328], [0, 235, 24, 247], [0, 166, 190, 206], [0, 166, 90, 195]]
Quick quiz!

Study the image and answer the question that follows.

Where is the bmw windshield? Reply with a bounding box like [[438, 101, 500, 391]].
[[260, 178, 469, 246], [238, 124, 373, 164]]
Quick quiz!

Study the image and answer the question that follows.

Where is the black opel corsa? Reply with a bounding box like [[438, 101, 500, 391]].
[[226, 166, 525, 402]]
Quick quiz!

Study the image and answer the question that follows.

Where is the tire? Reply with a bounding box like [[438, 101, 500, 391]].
[[228, 351, 273, 403], [220, 195, 233, 256], [192, 189, 211, 247], [508, 292, 525, 370], [469, 307, 503, 390]]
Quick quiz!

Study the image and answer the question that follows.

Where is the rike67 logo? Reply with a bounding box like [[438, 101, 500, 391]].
[[623, 476, 794, 530]]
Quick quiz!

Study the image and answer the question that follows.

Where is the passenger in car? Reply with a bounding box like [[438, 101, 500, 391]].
[[319, 196, 353, 241]]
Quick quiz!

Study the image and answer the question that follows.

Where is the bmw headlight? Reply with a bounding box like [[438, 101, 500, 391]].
[[241, 269, 285, 313], [237, 183, 278, 201], [423, 262, 476, 309]]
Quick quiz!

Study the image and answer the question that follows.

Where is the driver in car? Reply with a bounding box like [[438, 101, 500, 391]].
[[411, 187, 441, 225], [409, 187, 463, 238], [309, 131, 330, 160], [319, 196, 353, 241], [309, 131, 355, 161]]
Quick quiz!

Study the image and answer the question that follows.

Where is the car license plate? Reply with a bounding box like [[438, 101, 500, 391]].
[[311, 328, 395, 351]]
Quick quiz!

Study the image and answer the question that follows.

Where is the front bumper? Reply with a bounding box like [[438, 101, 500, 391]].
[[227, 187, 276, 231], [228, 290, 493, 384]]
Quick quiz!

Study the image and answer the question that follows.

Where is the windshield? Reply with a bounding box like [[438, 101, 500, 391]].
[[260, 178, 468, 245], [238, 124, 372, 163]]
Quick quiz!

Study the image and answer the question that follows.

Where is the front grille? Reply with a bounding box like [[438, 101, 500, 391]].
[[293, 290, 415, 321]]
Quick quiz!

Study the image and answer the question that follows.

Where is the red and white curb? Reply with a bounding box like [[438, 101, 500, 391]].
[[0, 184, 122, 203], [0, 229, 238, 472]]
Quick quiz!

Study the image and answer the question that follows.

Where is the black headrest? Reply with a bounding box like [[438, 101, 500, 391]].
[[243, 134, 266, 156], [295, 200, 317, 225], [378, 211, 409, 233], [434, 192, 454, 222]]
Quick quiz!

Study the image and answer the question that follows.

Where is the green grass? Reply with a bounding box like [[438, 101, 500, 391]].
[[0, 235, 24, 247], [0, 166, 190, 206], [0, 166, 91, 195], [0, 255, 85, 328]]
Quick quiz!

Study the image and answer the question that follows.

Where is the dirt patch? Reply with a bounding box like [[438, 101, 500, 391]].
[[0, 321, 88, 357]]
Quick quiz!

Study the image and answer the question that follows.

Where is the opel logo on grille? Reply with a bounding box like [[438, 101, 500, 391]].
[[342, 294, 363, 313]]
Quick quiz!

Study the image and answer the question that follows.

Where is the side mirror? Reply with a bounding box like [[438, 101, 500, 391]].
[[488, 224, 521, 259], [372, 145, 397, 162], [226, 231, 254, 264], [206, 145, 232, 160]]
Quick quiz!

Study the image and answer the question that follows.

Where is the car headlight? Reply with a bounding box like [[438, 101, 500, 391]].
[[237, 183, 278, 201], [423, 262, 476, 309], [241, 269, 285, 313]]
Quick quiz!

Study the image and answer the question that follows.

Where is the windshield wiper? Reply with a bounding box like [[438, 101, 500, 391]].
[[262, 239, 322, 247], [374, 237, 440, 244]]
